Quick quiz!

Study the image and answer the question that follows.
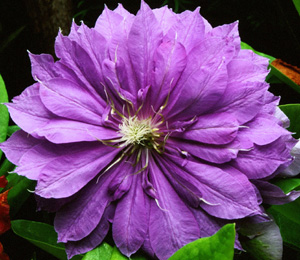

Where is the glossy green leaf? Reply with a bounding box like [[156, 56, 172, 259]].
[[82, 243, 113, 260], [0, 74, 9, 160], [241, 42, 275, 63], [6, 173, 36, 216], [168, 224, 235, 260], [11, 220, 83, 260], [267, 198, 300, 250], [7, 125, 21, 136], [83, 245, 130, 260], [110, 246, 128, 260], [271, 178, 300, 193], [279, 104, 300, 138], [293, 0, 300, 16], [0, 159, 15, 176]]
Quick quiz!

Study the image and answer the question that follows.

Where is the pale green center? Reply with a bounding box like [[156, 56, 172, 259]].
[[119, 116, 159, 148]]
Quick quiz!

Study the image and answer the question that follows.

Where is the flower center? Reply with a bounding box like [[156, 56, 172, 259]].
[[119, 116, 160, 148]]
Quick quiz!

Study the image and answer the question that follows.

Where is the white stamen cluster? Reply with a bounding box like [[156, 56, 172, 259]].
[[119, 116, 158, 148]]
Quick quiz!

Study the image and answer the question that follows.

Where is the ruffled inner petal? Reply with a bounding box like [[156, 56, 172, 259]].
[[127, 1, 163, 91], [39, 78, 104, 125], [149, 37, 187, 112], [172, 112, 239, 145], [165, 37, 233, 121], [168, 138, 239, 164]]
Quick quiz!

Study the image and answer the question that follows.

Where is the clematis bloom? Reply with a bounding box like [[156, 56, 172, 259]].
[[1, 1, 300, 259]]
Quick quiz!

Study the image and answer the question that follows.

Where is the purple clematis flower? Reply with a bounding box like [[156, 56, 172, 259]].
[[1, 1, 300, 259]]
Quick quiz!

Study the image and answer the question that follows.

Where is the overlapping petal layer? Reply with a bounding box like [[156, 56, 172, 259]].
[[0, 1, 299, 260]]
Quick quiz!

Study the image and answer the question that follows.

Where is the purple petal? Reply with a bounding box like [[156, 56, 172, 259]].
[[213, 81, 269, 124], [148, 155, 200, 260], [39, 78, 103, 125], [227, 49, 269, 84], [127, 1, 163, 90], [65, 205, 113, 259], [207, 22, 240, 53], [168, 138, 239, 164], [190, 207, 227, 238], [54, 164, 120, 242], [152, 5, 178, 35], [54, 31, 107, 102], [141, 232, 155, 259], [0, 130, 42, 177], [240, 114, 290, 146], [32, 119, 119, 144], [113, 174, 149, 257], [165, 154, 263, 219], [6, 83, 54, 138], [165, 36, 234, 121], [149, 37, 187, 112], [102, 59, 136, 110], [232, 137, 293, 179], [275, 107, 290, 128], [95, 6, 125, 41], [170, 8, 206, 53], [108, 160, 134, 201], [35, 143, 120, 198], [282, 140, 300, 177], [29, 53, 59, 81], [252, 180, 300, 205], [95, 6, 137, 96], [173, 112, 239, 145]]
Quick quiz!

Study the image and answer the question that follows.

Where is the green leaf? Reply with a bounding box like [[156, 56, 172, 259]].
[[240, 42, 275, 63], [293, 0, 300, 16], [11, 220, 83, 260], [267, 198, 300, 250], [110, 246, 128, 260], [82, 243, 113, 260], [6, 174, 36, 216], [279, 104, 300, 138], [82, 245, 129, 260], [7, 125, 21, 136], [0, 74, 9, 160], [168, 224, 235, 260], [271, 178, 300, 193], [0, 159, 15, 176]]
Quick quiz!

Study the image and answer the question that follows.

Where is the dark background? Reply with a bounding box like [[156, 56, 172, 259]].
[[1, 0, 300, 259], [1, 0, 300, 103]]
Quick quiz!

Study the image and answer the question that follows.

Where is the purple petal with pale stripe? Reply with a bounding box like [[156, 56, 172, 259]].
[[113, 174, 149, 257], [148, 155, 200, 260], [35, 143, 120, 198]]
